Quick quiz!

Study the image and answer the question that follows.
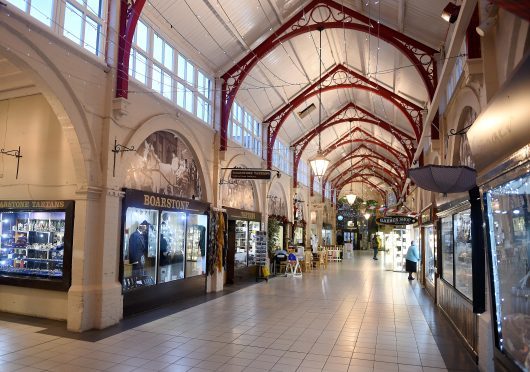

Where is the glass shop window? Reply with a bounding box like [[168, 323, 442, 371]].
[[0, 211, 66, 280], [486, 172, 530, 370], [158, 211, 186, 283], [425, 226, 435, 284], [454, 210, 472, 299], [441, 216, 454, 285], [122, 207, 159, 291], [185, 214, 207, 277]]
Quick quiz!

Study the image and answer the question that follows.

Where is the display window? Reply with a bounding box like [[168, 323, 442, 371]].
[[123, 207, 159, 290], [454, 210, 472, 299], [185, 214, 207, 277], [121, 189, 209, 293], [485, 171, 530, 370], [425, 225, 435, 284], [159, 211, 186, 283], [0, 201, 74, 290], [441, 216, 454, 285]]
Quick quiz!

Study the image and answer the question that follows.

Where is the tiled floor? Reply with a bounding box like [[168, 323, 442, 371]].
[[0, 252, 477, 371]]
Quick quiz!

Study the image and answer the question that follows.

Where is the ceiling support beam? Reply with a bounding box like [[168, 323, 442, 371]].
[[116, 0, 146, 99], [219, 0, 439, 152], [265, 64, 424, 170]]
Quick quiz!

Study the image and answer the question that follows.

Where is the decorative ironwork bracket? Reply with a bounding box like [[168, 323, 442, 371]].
[[448, 123, 473, 137], [1, 146, 22, 179], [111, 139, 135, 177]]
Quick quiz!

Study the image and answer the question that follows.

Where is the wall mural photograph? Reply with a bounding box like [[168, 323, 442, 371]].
[[125, 131, 202, 199], [221, 179, 255, 211]]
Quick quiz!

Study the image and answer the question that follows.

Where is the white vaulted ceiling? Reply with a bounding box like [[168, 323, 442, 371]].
[[143, 0, 453, 202]]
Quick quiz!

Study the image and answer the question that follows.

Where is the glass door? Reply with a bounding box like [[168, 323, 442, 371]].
[[235, 220, 248, 268], [248, 221, 260, 266]]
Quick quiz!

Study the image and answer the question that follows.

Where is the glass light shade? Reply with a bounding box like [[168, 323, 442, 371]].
[[309, 152, 330, 178], [364, 213, 371, 220], [345, 193, 357, 205]]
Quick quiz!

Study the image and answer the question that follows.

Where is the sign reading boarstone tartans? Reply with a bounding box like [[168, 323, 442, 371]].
[[376, 216, 418, 226], [230, 169, 271, 180]]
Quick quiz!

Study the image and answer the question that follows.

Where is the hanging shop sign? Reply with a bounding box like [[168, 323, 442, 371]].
[[376, 216, 418, 226], [124, 189, 208, 214], [230, 169, 271, 180]]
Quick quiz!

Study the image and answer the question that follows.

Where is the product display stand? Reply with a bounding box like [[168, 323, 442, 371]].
[[255, 231, 268, 282]]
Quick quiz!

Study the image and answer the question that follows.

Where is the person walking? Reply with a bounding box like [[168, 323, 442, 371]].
[[405, 241, 420, 280], [371, 235, 379, 260]]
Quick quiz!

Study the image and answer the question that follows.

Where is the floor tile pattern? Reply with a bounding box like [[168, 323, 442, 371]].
[[0, 252, 473, 371]]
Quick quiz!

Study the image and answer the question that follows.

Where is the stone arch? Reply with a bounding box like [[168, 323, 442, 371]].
[[0, 24, 94, 186], [452, 107, 477, 167], [445, 87, 481, 165], [120, 114, 212, 203], [218, 154, 261, 213], [267, 180, 289, 219]]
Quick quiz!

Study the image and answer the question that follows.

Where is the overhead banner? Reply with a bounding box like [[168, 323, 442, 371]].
[[376, 216, 418, 226], [230, 169, 271, 180]]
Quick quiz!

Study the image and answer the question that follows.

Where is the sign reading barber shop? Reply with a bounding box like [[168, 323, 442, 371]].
[[376, 216, 418, 226]]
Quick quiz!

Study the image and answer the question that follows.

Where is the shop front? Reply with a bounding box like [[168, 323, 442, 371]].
[[437, 199, 477, 357], [421, 205, 437, 299], [463, 50, 530, 372], [120, 189, 209, 314], [0, 200, 74, 291], [121, 130, 208, 315], [225, 207, 261, 283]]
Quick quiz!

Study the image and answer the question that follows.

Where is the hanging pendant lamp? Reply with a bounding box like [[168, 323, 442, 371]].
[[345, 120, 356, 205], [309, 27, 330, 179]]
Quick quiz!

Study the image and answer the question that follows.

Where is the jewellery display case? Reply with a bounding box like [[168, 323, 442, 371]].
[[0, 200, 74, 290]]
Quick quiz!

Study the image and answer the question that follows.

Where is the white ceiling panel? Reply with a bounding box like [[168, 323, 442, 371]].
[[143, 0, 452, 196]]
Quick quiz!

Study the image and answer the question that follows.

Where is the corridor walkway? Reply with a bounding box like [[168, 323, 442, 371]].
[[0, 252, 477, 372]]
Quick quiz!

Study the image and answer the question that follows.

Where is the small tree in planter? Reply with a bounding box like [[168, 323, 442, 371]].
[[267, 217, 281, 258]]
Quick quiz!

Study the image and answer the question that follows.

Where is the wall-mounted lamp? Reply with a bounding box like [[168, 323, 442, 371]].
[[476, 15, 497, 37], [441, 2, 461, 23]]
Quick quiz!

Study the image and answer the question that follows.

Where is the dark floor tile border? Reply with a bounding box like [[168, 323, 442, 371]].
[[0, 279, 257, 342], [411, 282, 479, 372]]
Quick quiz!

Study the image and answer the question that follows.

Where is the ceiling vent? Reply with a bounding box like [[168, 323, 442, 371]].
[[297, 103, 316, 119]]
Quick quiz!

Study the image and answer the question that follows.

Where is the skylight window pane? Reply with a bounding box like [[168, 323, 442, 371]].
[[134, 52, 147, 84], [30, 0, 53, 26], [153, 33, 163, 63], [64, 3, 83, 45], [136, 21, 148, 51], [152, 65, 162, 93], [186, 62, 194, 85], [84, 16, 99, 54], [162, 72, 172, 99], [8, 0, 26, 11], [185, 88, 193, 112], [86, 0, 101, 17], [177, 55, 186, 80], [164, 44, 173, 70], [176, 82, 185, 108]]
